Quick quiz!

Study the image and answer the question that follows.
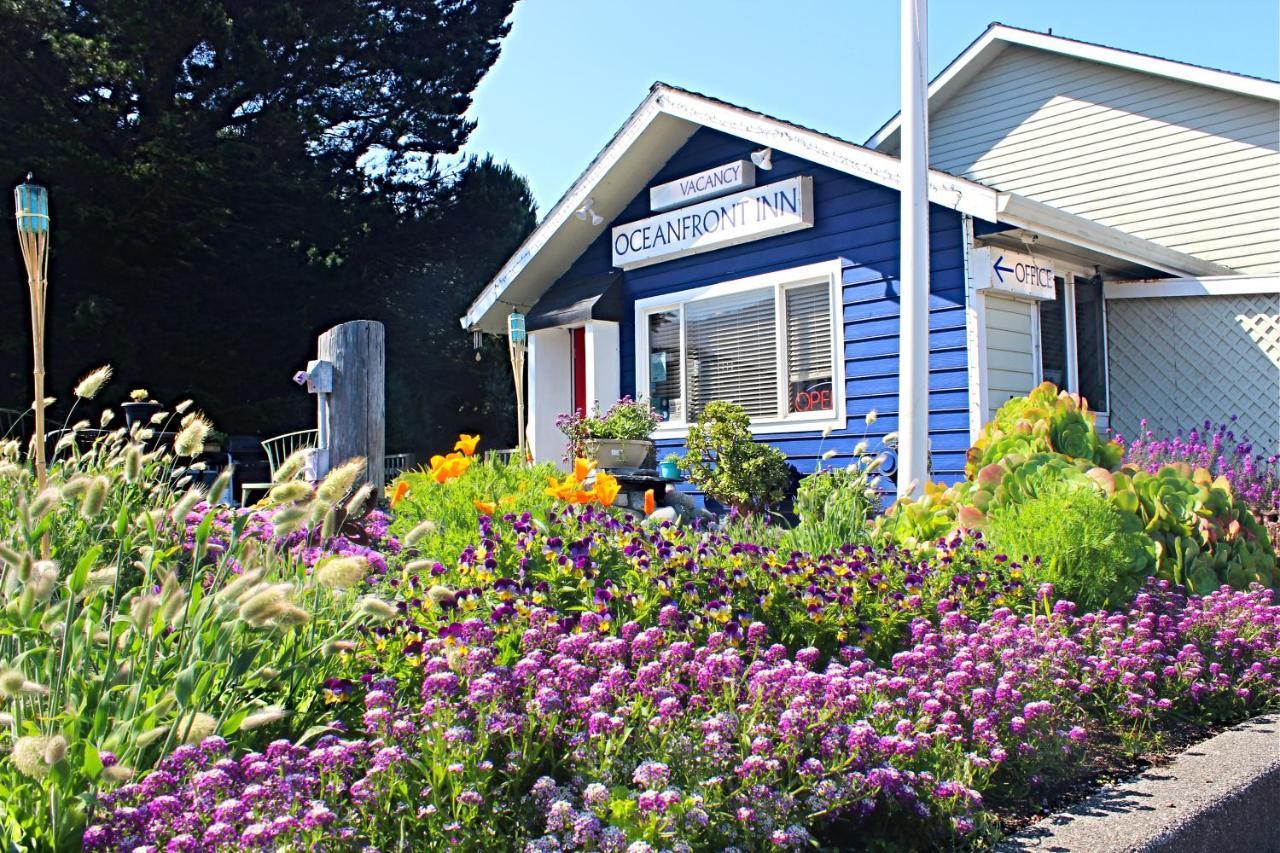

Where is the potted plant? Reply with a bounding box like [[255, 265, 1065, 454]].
[[658, 453, 682, 480], [121, 389, 163, 430], [557, 397, 661, 469]]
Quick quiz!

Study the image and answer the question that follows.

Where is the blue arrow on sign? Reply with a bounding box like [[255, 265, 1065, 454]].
[[993, 254, 1014, 283]]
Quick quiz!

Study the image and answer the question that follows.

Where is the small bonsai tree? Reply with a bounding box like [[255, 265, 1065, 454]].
[[683, 401, 791, 515]]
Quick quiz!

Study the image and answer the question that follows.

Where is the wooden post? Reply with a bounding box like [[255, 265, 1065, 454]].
[[317, 320, 385, 497]]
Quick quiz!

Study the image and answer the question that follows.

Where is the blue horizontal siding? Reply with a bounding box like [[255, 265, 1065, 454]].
[[559, 126, 974, 485]]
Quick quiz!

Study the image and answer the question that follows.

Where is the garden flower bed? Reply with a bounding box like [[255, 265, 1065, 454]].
[[0, 384, 1276, 851]]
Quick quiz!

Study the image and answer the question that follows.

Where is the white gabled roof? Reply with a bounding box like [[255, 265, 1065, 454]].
[[866, 23, 1280, 151], [464, 82, 1230, 332]]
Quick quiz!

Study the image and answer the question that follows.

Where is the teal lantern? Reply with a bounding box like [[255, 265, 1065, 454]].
[[507, 310, 527, 345], [14, 178, 49, 235]]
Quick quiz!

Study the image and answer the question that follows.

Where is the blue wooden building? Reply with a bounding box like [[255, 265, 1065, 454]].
[[462, 74, 1261, 488]]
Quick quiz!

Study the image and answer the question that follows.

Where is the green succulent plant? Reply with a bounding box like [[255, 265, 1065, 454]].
[[881, 383, 1277, 602], [966, 382, 1122, 478]]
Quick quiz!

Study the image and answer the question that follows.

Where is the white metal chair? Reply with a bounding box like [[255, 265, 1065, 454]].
[[239, 429, 318, 506], [383, 452, 416, 485]]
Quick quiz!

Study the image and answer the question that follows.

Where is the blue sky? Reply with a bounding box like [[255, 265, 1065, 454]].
[[460, 0, 1280, 213]]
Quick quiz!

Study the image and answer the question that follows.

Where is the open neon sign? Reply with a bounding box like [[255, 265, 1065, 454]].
[[790, 381, 833, 413]]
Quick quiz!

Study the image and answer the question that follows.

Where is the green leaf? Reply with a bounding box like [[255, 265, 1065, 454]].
[[68, 545, 102, 595], [220, 708, 249, 736], [174, 664, 198, 708], [82, 742, 103, 779]]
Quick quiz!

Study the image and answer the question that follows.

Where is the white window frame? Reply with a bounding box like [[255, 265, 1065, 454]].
[[635, 259, 847, 439], [1035, 263, 1111, 415]]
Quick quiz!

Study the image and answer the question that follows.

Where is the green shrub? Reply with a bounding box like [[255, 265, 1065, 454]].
[[390, 453, 559, 565], [881, 384, 1277, 600], [984, 471, 1153, 611], [682, 402, 791, 515]]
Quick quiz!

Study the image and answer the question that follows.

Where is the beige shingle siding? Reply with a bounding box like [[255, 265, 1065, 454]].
[[924, 46, 1280, 274], [984, 294, 1038, 419]]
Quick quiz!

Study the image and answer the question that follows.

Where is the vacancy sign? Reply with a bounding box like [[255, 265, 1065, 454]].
[[613, 176, 814, 269], [972, 247, 1055, 300], [649, 160, 756, 212]]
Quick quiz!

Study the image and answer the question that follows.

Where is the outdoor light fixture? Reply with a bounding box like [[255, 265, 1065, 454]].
[[13, 175, 51, 503], [574, 198, 604, 226], [750, 148, 773, 170], [507, 310, 528, 464]]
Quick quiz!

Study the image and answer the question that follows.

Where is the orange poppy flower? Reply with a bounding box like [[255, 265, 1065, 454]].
[[454, 434, 481, 457], [592, 472, 621, 507], [643, 488, 655, 515], [572, 457, 595, 483], [544, 474, 579, 502], [389, 481, 410, 509], [429, 452, 472, 484], [473, 499, 497, 515]]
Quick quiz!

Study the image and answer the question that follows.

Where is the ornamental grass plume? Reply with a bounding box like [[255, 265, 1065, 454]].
[[267, 481, 312, 502], [317, 457, 366, 504], [11, 736, 50, 778], [240, 705, 288, 731], [356, 596, 397, 620], [80, 476, 108, 518], [73, 366, 112, 400], [273, 448, 311, 484], [173, 415, 211, 457], [316, 556, 368, 590], [175, 712, 218, 745]]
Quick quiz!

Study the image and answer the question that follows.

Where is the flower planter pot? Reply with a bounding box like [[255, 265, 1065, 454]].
[[658, 461, 680, 480], [586, 438, 653, 469], [122, 401, 163, 430]]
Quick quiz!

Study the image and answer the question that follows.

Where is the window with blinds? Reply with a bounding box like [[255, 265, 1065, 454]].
[[685, 287, 777, 419], [785, 283, 834, 413], [641, 269, 838, 427]]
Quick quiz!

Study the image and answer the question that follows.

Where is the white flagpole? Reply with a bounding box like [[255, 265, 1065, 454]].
[[897, 0, 931, 499]]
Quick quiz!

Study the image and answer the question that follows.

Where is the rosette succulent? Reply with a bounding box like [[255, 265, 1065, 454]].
[[965, 382, 1122, 478]]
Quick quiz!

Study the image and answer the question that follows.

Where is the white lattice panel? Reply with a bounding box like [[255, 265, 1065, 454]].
[[1108, 294, 1280, 451]]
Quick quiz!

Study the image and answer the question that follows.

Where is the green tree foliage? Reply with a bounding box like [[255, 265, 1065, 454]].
[[0, 0, 532, 451]]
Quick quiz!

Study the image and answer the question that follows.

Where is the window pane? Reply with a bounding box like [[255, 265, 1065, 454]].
[[786, 283, 834, 413], [685, 287, 777, 419], [647, 310, 682, 422], [1039, 277, 1068, 389], [1073, 275, 1108, 411]]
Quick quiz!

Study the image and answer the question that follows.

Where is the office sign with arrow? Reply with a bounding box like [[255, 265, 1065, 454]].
[[971, 247, 1056, 300]]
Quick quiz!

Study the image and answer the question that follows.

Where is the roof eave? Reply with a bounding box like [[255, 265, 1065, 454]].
[[996, 193, 1236, 278]]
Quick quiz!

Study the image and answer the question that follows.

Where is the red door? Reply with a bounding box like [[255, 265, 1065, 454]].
[[570, 327, 587, 417]]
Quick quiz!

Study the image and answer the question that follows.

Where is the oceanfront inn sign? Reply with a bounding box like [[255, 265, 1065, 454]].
[[612, 176, 814, 269]]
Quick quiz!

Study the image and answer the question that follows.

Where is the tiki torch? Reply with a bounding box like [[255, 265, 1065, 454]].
[[507, 310, 527, 464], [14, 176, 50, 494]]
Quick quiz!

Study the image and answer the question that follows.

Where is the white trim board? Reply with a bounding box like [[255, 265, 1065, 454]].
[[634, 258, 848, 439], [866, 23, 1280, 150], [1104, 275, 1280, 299]]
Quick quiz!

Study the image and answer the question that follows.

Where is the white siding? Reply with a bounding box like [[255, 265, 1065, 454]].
[[1107, 294, 1280, 450], [920, 46, 1280, 274], [984, 293, 1038, 419]]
